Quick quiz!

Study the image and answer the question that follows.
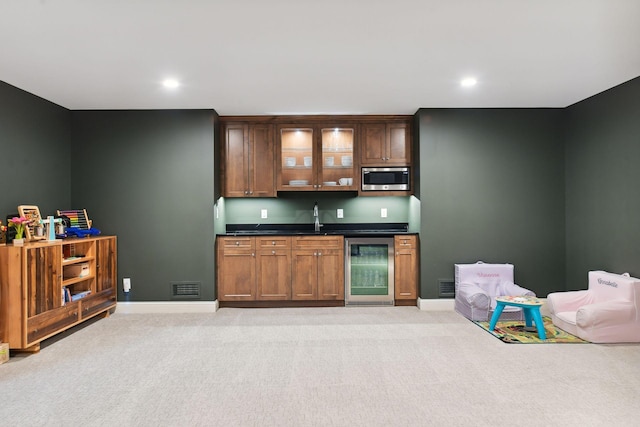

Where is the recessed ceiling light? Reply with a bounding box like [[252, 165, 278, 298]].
[[162, 78, 180, 89], [460, 77, 477, 88]]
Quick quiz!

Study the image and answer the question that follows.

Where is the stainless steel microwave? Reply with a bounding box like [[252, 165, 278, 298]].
[[361, 167, 410, 191]]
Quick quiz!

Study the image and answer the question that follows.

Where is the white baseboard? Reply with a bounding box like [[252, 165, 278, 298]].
[[115, 298, 545, 315], [116, 300, 219, 314], [116, 300, 456, 313], [417, 298, 455, 311]]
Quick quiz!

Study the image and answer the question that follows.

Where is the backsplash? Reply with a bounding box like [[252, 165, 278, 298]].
[[221, 194, 418, 230]]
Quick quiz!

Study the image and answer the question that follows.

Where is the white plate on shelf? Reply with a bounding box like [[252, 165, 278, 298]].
[[322, 181, 337, 186], [289, 180, 309, 186]]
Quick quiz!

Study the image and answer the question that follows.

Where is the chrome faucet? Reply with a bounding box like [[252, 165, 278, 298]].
[[313, 202, 320, 232]]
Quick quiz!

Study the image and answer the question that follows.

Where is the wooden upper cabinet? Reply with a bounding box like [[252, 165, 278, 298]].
[[360, 121, 411, 166], [220, 116, 412, 197], [277, 124, 357, 192], [250, 124, 276, 197], [222, 122, 275, 197]]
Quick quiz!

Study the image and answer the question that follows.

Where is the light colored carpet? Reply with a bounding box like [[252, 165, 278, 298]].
[[1, 307, 640, 426]]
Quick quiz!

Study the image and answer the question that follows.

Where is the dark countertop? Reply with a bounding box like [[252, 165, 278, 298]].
[[222, 223, 415, 237]]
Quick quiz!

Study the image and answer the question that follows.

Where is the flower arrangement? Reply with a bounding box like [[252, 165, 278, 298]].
[[8, 216, 31, 239]]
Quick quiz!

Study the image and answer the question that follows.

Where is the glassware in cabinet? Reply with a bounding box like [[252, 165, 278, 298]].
[[321, 127, 355, 189], [279, 127, 314, 189]]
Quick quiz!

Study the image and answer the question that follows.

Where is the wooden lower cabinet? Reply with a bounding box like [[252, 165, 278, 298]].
[[216, 237, 256, 301], [394, 235, 418, 303], [217, 234, 416, 306], [0, 236, 117, 351], [217, 235, 344, 305], [217, 236, 292, 302], [256, 237, 291, 300], [291, 236, 344, 301]]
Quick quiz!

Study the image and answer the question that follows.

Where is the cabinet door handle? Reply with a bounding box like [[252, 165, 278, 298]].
[[318, 252, 322, 256], [249, 191, 253, 195], [272, 250, 276, 255], [272, 241, 276, 245], [252, 252, 255, 257], [235, 241, 240, 246]]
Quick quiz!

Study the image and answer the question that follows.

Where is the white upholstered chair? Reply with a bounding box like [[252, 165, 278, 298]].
[[547, 270, 640, 343], [454, 261, 536, 321]]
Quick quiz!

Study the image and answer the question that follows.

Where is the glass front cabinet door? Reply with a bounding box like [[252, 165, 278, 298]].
[[277, 124, 356, 191]]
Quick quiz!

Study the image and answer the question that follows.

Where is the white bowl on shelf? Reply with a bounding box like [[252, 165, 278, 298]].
[[284, 157, 296, 167], [322, 181, 337, 186], [289, 180, 309, 186], [341, 155, 353, 166]]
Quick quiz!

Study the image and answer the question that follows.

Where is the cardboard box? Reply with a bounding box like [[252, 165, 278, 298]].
[[63, 262, 90, 279], [0, 342, 9, 365]]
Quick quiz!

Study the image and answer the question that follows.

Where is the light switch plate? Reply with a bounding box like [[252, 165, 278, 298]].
[[261, 209, 268, 219], [337, 209, 344, 218], [381, 208, 387, 218]]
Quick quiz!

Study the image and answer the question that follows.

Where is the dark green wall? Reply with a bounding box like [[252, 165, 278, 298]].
[[415, 109, 566, 298], [4, 76, 639, 302], [565, 77, 640, 289], [0, 81, 71, 218], [70, 110, 217, 301]]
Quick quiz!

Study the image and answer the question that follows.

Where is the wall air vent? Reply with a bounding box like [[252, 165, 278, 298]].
[[171, 282, 201, 299], [438, 279, 455, 298]]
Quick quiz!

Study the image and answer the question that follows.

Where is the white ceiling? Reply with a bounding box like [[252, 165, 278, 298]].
[[1, 0, 639, 115]]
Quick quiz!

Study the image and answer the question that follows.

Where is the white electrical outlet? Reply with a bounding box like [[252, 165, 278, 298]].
[[261, 209, 268, 219], [123, 278, 131, 292], [337, 209, 344, 219], [381, 208, 388, 218]]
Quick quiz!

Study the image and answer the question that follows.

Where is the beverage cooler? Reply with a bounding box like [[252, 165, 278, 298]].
[[345, 237, 394, 305]]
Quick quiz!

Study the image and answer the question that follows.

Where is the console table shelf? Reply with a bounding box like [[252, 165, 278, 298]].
[[0, 236, 117, 352]]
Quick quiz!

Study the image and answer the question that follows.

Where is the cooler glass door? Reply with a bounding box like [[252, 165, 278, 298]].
[[345, 237, 394, 305]]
